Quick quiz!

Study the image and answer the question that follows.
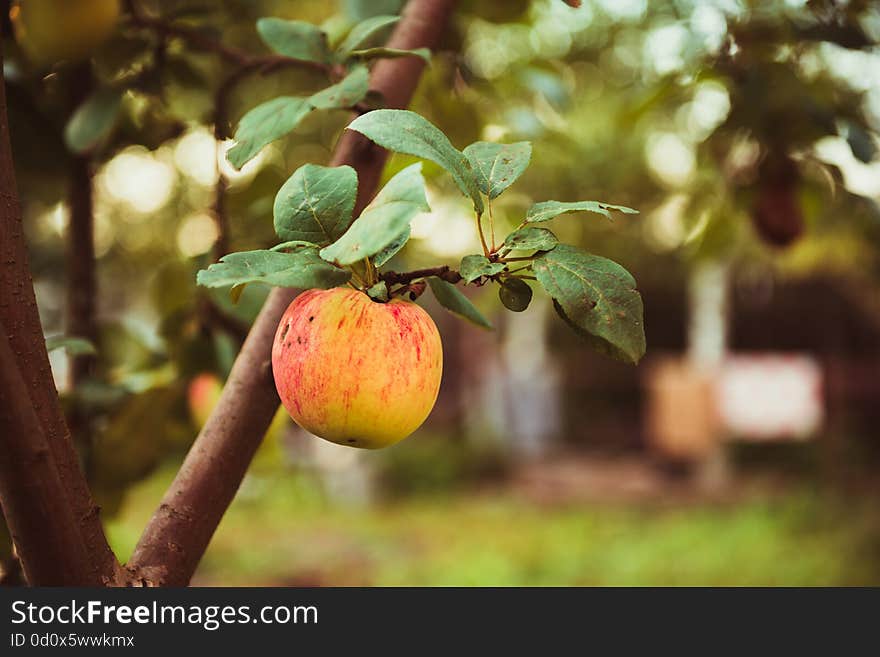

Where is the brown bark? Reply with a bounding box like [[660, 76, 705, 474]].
[[128, 0, 458, 586], [0, 331, 95, 584], [0, 49, 119, 584]]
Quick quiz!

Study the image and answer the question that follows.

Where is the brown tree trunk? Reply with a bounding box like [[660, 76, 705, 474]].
[[128, 0, 459, 586], [0, 331, 94, 584], [0, 48, 119, 585]]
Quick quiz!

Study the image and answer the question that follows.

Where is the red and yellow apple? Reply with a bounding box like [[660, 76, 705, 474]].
[[272, 287, 443, 449], [11, 0, 120, 66]]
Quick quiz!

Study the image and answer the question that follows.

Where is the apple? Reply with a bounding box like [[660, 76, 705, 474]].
[[272, 287, 443, 449], [187, 372, 223, 429], [11, 0, 120, 66], [188, 372, 287, 468]]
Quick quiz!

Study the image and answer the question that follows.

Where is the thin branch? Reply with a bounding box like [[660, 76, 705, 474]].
[[381, 265, 462, 286], [0, 50, 120, 585], [128, 0, 457, 586], [65, 64, 98, 388], [209, 62, 255, 261]]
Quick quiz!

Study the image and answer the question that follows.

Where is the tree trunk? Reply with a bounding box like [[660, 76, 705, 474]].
[[0, 47, 120, 585]]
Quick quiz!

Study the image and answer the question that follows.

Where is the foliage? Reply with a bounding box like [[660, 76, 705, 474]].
[[203, 102, 646, 362]]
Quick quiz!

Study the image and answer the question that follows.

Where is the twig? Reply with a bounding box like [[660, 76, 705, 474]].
[[381, 265, 462, 286]]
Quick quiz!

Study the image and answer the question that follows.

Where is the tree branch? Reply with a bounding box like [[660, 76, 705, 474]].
[[0, 48, 120, 585], [381, 265, 462, 286], [66, 64, 98, 387], [0, 330, 99, 585], [128, 0, 458, 586]]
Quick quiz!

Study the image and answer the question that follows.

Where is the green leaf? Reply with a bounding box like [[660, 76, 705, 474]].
[[45, 336, 97, 356], [526, 200, 639, 223], [427, 278, 492, 330], [349, 47, 431, 63], [227, 96, 311, 169], [459, 254, 506, 283], [502, 226, 558, 252], [273, 164, 358, 244], [366, 281, 390, 302], [309, 66, 369, 109], [337, 15, 399, 56], [347, 109, 484, 213], [499, 278, 533, 312], [63, 88, 122, 154], [373, 227, 410, 267], [371, 161, 431, 210], [463, 141, 531, 199], [319, 163, 428, 266], [197, 248, 350, 290], [256, 18, 330, 63], [533, 245, 645, 364]]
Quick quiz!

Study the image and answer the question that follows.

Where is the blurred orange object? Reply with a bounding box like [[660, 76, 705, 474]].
[[644, 357, 720, 460]]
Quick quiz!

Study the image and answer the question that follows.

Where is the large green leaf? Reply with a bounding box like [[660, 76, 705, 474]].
[[533, 245, 645, 364], [347, 109, 484, 213], [273, 164, 358, 244], [256, 18, 331, 63], [64, 88, 122, 154], [319, 163, 428, 266], [462, 141, 531, 199], [309, 66, 369, 109], [459, 254, 505, 283], [502, 226, 558, 252], [349, 47, 431, 63], [337, 15, 399, 56], [427, 278, 492, 330], [227, 96, 311, 169], [197, 248, 350, 289], [526, 200, 639, 223]]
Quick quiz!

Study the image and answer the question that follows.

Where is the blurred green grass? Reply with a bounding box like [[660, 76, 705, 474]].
[[107, 466, 880, 586]]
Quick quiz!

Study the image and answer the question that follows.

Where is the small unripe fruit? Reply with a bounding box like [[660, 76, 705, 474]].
[[11, 0, 120, 66], [751, 153, 804, 248], [272, 287, 443, 449]]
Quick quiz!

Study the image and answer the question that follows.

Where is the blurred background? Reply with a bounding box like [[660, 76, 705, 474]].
[[3, 0, 880, 585]]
